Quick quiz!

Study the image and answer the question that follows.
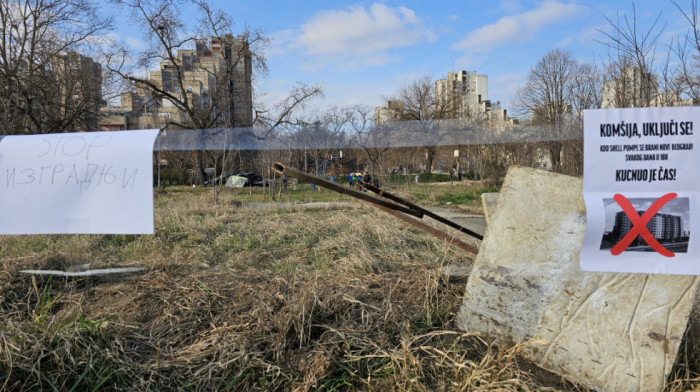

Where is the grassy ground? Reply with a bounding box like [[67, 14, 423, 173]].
[[224, 179, 497, 212], [0, 182, 698, 390]]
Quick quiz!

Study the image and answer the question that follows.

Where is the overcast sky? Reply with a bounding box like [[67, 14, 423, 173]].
[[101, 0, 694, 117]]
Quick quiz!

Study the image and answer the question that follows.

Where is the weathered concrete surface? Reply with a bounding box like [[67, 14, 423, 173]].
[[457, 166, 699, 392], [480, 192, 499, 228]]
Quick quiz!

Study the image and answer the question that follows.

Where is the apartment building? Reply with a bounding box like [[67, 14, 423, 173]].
[[435, 70, 488, 119], [435, 70, 510, 126], [602, 67, 659, 109], [3, 51, 103, 133], [374, 100, 404, 124], [374, 69, 510, 127], [99, 35, 253, 131], [601, 66, 700, 109], [52, 52, 103, 131]]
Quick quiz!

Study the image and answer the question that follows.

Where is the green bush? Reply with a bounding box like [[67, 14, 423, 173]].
[[154, 167, 192, 186], [417, 173, 450, 183]]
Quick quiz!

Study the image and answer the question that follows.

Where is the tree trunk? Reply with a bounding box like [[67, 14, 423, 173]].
[[424, 148, 436, 173], [197, 150, 207, 185], [549, 142, 562, 173]]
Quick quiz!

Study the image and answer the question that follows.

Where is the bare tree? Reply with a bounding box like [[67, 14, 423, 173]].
[[252, 82, 323, 189], [671, 0, 700, 102], [254, 82, 324, 132], [106, 0, 267, 184], [514, 48, 596, 173], [319, 105, 353, 174], [388, 75, 454, 173], [107, 0, 325, 200], [348, 104, 388, 177], [0, 0, 112, 134], [597, 3, 665, 108], [569, 61, 602, 120]]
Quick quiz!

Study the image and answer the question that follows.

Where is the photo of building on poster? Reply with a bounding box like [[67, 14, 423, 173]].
[[599, 197, 690, 253]]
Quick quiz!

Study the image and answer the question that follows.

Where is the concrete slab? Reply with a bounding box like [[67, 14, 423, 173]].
[[457, 166, 699, 392]]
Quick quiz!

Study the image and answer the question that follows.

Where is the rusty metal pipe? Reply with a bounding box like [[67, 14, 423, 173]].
[[272, 162, 478, 254], [359, 181, 484, 241], [271, 162, 423, 218], [372, 204, 478, 254]]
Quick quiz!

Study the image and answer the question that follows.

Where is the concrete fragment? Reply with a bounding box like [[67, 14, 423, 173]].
[[480, 192, 499, 227], [439, 264, 471, 282], [20, 267, 146, 276], [457, 166, 699, 392]]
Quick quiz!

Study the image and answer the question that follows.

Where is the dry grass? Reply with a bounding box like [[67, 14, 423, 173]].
[[0, 186, 696, 390]]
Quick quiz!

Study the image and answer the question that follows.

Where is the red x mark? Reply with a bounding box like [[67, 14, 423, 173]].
[[611, 193, 677, 257]]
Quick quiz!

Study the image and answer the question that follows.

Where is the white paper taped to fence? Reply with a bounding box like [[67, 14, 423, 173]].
[[581, 107, 700, 275], [0, 130, 159, 234]]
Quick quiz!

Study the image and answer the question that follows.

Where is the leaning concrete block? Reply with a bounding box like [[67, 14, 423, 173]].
[[457, 166, 699, 392]]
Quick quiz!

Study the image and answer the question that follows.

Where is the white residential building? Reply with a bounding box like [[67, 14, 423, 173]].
[[374, 100, 404, 124], [435, 70, 488, 120], [601, 67, 659, 109]]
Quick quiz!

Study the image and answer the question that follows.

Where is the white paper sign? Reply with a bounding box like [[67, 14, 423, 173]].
[[581, 107, 700, 274], [0, 130, 159, 234]]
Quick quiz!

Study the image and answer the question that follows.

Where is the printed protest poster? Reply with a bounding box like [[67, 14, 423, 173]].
[[581, 107, 700, 274], [0, 129, 159, 234]]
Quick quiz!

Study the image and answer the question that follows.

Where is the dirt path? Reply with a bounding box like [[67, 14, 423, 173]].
[[424, 206, 486, 237]]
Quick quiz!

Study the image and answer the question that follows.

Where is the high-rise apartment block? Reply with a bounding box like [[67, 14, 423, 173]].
[[0, 50, 103, 133], [602, 67, 659, 109], [435, 70, 509, 125], [601, 66, 697, 108], [435, 70, 488, 118], [374, 69, 510, 126], [100, 35, 252, 131], [53, 52, 103, 132]]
